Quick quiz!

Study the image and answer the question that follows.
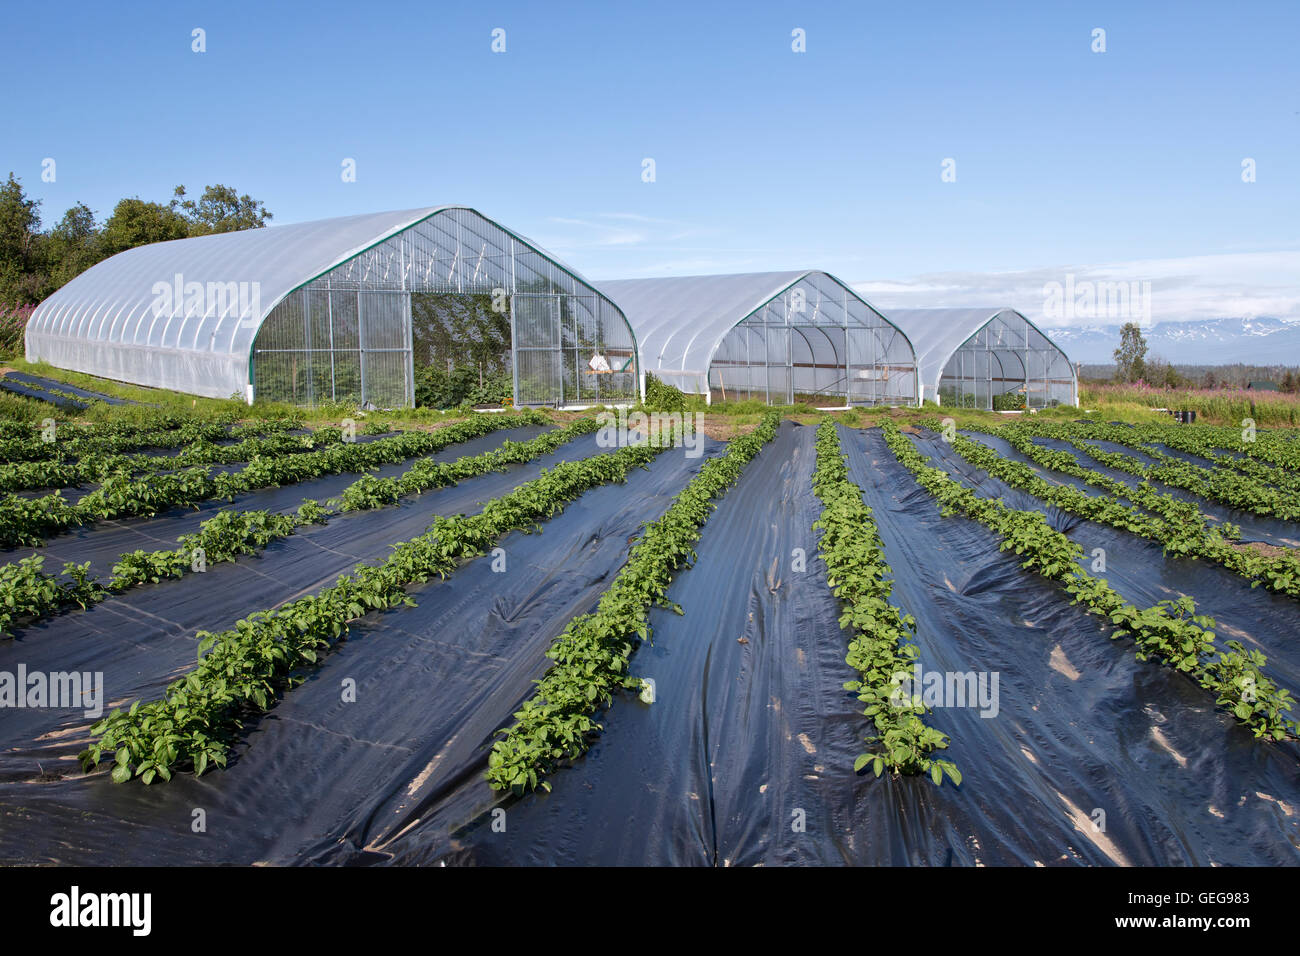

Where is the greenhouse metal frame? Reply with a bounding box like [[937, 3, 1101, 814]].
[[25, 206, 640, 409], [886, 308, 1077, 410], [598, 271, 919, 406]]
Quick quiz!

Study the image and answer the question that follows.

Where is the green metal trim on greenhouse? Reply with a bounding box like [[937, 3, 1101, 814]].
[[597, 271, 919, 406], [24, 206, 640, 408], [885, 308, 1078, 410]]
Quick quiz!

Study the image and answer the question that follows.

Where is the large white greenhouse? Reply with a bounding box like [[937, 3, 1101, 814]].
[[24, 206, 640, 408], [886, 308, 1077, 410], [598, 271, 919, 406]]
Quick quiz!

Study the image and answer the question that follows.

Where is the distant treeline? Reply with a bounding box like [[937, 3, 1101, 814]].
[[1081, 362, 1300, 390], [0, 172, 272, 308]]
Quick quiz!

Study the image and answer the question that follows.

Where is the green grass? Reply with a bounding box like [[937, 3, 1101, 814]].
[[3, 360, 538, 430], [1080, 383, 1300, 427], [6, 361, 1300, 436]]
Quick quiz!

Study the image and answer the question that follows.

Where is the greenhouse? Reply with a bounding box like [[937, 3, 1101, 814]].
[[598, 271, 918, 406], [886, 308, 1077, 409], [24, 206, 639, 408]]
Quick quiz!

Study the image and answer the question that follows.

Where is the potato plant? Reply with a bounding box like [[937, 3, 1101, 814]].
[[0, 410, 547, 548], [881, 420, 1297, 742], [82, 437, 673, 784], [0, 416, 593, 637], [0, 556, 103, 638], [485, 412, 779, 794], [811, 420, 959, 786]]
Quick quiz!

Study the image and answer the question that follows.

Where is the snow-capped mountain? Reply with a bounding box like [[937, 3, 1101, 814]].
[[1046, 316, 1300, 364]]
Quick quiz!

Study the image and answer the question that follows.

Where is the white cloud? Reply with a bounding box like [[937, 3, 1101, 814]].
[[852, 251, 1300, 327], [545, 217, 646, 247]]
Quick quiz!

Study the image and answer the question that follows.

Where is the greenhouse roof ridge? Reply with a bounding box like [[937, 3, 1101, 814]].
[[597, 270, 908, 375]]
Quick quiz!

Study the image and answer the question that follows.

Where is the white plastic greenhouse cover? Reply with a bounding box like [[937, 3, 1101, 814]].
[[885, 307, 1076, 403], [597, 270, 913, 383], [24, 205, 612, 403]]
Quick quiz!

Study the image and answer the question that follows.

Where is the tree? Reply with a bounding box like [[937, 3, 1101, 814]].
[[1113, 322, 1148, 383], [1143, 355, 1182, 388], [98, 198, 190, 258], [0, 173, 43, 303], [43, 203, 101, 288], [1282, 370, 1298, 394], [1202, 370, 1218, 389], [0, 181, 271, 309], [171, 184, 272, 235]]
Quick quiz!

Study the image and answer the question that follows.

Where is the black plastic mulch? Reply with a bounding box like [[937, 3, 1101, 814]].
[[0, 378, 87, 410], [6, 425, 551, 573], [1, 423, 1297, 866], [391, 423, 1300, 866], [0, 434, 725, 864], [3, 371, 136, 405]]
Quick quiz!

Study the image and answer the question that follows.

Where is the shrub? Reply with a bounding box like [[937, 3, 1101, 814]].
[[0, 302, 34, 356], [643, 372, 687, 411]]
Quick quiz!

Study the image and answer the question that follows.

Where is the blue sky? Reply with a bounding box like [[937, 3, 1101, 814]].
[[4, 0, 1297, 323]]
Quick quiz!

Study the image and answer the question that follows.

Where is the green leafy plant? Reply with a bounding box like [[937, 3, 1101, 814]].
[[949, 419, 1300, 600], [0, 411, 548, 548], [811, 419, 959, 785], [880, 420, 1297, 743], [486, 412, 780, 794], [81, 434, 676, 784], [2, 414, 590, 637]]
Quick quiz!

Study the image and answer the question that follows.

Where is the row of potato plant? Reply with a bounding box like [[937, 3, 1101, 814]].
[[811, 420, 960, 786], [1020, 421, 1300, 495], [0, 428, 351, 495], [937, 422, 1300, 599], [81, 438, 673, 783], [0, 411, 547, 548], [1084, 422, 1300, 492], [0, 417, 302, 465], [1054, 433, 1300, 523], [1152, 431, 1300, 494], [880, 420, 1297, 742], [338, 417, 600, 510], [0, 416, 594, 638], [486, 413, 777, 793], [0, 557, 102, 638]]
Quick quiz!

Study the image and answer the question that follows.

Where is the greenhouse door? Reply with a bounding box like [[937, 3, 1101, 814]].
[[512, 293, 563, 406], [357, 291, 413, 408], [766, 327, 793, 404], [846, 328, 879, 405]]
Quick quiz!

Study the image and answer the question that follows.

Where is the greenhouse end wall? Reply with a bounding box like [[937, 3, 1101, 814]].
[[935, 312, 1076, 410], [602, 271, 918, 408], [249, 208, 639, 409], [706, 274, 916, 406]]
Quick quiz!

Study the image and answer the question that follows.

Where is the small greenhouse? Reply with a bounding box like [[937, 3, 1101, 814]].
[[598, 271, 918, 406], [24, 206, 639, 409], [886, 308, 1078, 410]]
